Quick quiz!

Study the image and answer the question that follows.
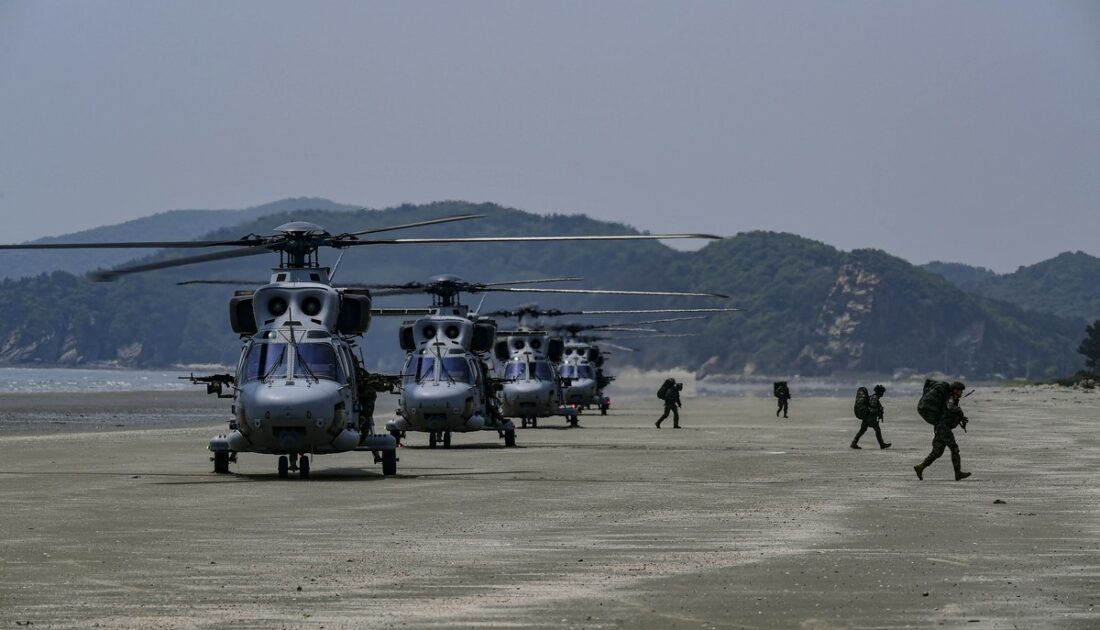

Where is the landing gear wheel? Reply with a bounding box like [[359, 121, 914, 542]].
[[289, 452, 299, 471], [213, 451, 230, 474], [429, 432, 438, 448], [504, 429, 516, 447], [531, 418, 538, 429], [600, 405, 608, 416], [443, 431, 452, 448], [299, 455, 310, 479], [568, 415, 579, 428], [520, 418, 528, 428], [382, 450, 397, 476], [277, 455, 289, 479]]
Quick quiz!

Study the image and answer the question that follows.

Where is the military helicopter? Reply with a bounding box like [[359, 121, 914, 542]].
[[0, 215, 722, 477], [354, 275, 726, 447], [487, 306, 740, 426], [488, 301, 736, 428], [549, 317, 707, 414]]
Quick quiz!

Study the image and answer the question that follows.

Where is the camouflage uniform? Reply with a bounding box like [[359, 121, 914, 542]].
[[915, 387, 969, 480], [656, 385, 682, 428], [776, 384, 791, 418], [851, 391, 890, 449]]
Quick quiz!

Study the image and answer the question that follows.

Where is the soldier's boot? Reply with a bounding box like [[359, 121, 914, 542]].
[[954, 466, 971, 481], [850, 441, 861, 449], [673, 423, 681, 429], [880, 442, 891, 449], [655, 419, 662, 428], [913, 464, 925, 480]]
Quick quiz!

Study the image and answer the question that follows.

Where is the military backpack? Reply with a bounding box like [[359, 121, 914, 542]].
[[917, 380, 951, 425], [657, 378, 674, 401], [853, 387, 871, 421]]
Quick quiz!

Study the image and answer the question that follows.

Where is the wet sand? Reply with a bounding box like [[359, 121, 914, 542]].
[[1, 388, 1098, 628]]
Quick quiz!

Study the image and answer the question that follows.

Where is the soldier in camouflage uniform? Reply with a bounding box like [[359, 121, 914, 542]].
[[775, 382, 791, 418], [851, 384, 891, 449], [655, 381, 682, 429], [914, 381, 971, 481]]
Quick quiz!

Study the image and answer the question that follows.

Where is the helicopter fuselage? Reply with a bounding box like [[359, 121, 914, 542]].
[[208, 271, 396, 473]]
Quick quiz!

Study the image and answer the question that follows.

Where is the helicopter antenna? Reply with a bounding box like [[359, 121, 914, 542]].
[[328, 250, 346, 282], [473, 293, 489, 316]]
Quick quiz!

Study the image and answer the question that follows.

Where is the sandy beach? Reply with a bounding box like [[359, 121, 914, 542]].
[[1, 387, 1098, 628]]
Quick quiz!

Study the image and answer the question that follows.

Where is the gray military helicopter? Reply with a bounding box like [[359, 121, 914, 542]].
[[0, 215, 722, 477], [488, 301, 736, 428], [488, 306, 740, 425], [550, 317, 707, 414], [355, 275, 726, 446]]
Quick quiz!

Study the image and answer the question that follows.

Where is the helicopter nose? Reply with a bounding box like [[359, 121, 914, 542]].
[[407, 384, 471, 414], [241, 382, 340, 427]]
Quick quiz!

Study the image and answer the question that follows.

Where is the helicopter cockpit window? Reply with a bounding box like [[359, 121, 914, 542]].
[[532, 361, 555, 381], [242, 343, 288, 382], [403, 356, 437, 383], [295, 344, 338, 381], [503, 362, 526, 381], [559, 365, 577, 378], [440, 357, 472, 383], [577, 365, 594, 379]]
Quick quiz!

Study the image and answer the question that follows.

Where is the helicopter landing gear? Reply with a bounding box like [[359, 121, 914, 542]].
[[299, 455, 310, 479], [429, 432, 437, 448], [390, 429, 403, 446], [443, 431, 452, 448], [600, 403, 609, 415], [289, 452, 299, 472], [213, 451, 230, 474], [381, 449, 397, 476], [504, 429, 516, 447], [568, 413, 580, 428], [277, 455, 289, 479]]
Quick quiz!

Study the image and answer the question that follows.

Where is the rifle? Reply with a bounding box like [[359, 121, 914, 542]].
[[180, 373, 235, 398]]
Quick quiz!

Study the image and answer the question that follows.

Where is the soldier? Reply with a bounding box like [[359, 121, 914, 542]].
[[775, 381, 791, 418], [655, 380, 682, 428], [851, 384, 891, 449], [914, 381, 971, 481]]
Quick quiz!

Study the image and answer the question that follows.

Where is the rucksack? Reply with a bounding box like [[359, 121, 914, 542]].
[[917, 380, 951, 425], [657, 379, 674, 400], [853, 387, 871, 420], [773, 381, 787, 398]]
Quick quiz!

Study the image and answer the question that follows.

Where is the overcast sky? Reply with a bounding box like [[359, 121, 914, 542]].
[[1, 1, 1097, 271]]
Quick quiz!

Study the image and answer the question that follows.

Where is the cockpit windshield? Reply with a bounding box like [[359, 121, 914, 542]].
[[577, 365, 594, 379], [440, 357, 472, 383], [403, 356, 437, 383], [295, 344, 338, 381], [532, 361, 555, 381], [242, 343, 288, 382], [559, 365, 577, 378], [503, 362, 526, 381]]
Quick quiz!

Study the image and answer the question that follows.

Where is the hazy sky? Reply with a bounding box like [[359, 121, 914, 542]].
[[1, 1, 1097, 271]]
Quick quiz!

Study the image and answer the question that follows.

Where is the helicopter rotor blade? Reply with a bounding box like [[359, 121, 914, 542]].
[[478, 276, 583, 287], [0, 237, 260, 250], [338, 213, 485, 237], [335, 233, 722, 247], [90, 247, 273, 282], [481, 287, 729, 298], [598, 342, 640, 352]]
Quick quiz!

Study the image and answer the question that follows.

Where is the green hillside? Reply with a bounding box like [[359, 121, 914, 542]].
[[924, 252, 1100, 322], [0, 201, 1084, 378]]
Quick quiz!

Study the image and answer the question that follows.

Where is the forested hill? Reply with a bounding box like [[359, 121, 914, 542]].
[[923, 251, 1100, 322], [0, 198, 357, 280], [0, 201, 1084, 378]]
